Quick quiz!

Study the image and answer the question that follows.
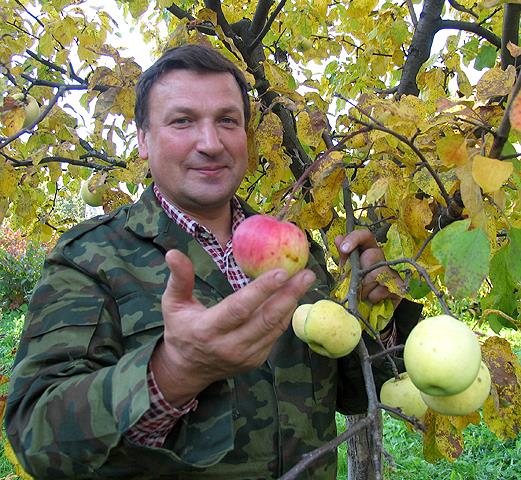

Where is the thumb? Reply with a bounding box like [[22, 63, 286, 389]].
[[163, 249, 196, 305]]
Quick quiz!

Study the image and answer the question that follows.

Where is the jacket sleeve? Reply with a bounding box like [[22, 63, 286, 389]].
[[336, 299, 423, 415], [4, 251, 157, 478], [4, 243, 236, 478]]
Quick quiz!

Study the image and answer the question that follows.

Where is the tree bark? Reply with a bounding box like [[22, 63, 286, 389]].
[[346, 412, 382, 480]]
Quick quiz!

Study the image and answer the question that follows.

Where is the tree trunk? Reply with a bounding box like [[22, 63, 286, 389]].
[[346, 413, 383, 480]]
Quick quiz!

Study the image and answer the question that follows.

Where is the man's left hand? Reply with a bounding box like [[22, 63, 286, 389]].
[[335, 229, 403, 308]]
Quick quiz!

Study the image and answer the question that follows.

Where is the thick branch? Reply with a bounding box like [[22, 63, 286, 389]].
[[436, 19, 501, 48], [250, 0, 274, 37], [249, 0, 287, 51], [397, 0, 445, 97], [166, 3, 195, 21], [501, 4, 521, 69]]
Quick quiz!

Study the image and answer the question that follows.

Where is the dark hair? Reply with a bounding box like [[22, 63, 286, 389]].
[[134, 44, 251, 130]]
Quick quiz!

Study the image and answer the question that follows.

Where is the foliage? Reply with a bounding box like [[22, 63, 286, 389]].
[[2, 0, 521, 476], [0, 228, 51, 311]]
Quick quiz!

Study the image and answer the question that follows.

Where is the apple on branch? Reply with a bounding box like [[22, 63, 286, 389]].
[[292, 299, 362, 358], [380, 372, 428, 420], [80, 174, 109, 207], [421, 361, 491, 416], [232, 215, 309, 278], [404, 314, 482, 396], [12, 93, 40, 128]]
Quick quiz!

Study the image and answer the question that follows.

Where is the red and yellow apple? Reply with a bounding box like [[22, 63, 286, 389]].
[[232, 215, 309, 278]]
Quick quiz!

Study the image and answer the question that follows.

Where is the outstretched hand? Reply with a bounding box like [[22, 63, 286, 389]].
[[152, 249, 316, 406]]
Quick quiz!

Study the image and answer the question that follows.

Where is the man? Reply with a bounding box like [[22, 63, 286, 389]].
[[5, 44, 421, 479]]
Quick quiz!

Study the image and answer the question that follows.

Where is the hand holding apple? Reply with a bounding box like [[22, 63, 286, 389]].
[[232, 215, 309, 278]]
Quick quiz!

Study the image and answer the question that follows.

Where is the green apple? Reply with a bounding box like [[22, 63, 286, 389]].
[[421, 361, 491, 416], [292, 303, 312, 341], [380, 372, 428, 419], [12, 93, 40, 127], [304, 299, 361, 358], [404, 314, 481, 396], [80, 176, 108, 207]]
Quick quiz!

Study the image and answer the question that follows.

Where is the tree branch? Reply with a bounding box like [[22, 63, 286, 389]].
[[436, 19, 501, 48], [448, 0, 479, 19], [501, 4, 521, 69], [249, 0, 287, 51], [250, 0, 274, 37]]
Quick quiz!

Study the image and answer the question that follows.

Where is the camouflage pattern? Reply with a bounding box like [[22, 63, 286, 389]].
[[5, 185, 421, 479]]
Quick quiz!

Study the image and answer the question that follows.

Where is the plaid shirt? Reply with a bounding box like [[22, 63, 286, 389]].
[[126, 186, 250, 448]]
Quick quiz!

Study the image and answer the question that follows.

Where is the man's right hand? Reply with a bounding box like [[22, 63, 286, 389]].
[[151, 249, 316, 407]]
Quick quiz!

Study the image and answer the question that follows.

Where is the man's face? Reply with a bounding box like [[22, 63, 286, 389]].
[[137, 69, 248, 217]]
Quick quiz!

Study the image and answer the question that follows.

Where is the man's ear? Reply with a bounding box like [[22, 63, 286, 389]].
[[137, 128, 148, 159]]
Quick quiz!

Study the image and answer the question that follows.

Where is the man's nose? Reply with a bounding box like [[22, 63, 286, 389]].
[[197, 122, 225, 156]]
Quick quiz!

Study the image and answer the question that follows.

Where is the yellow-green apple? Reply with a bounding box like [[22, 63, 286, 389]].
[[292, 303, 312, 341], [421, 361, 491, 416], [380, 372, 428, 419], [12, 93, 40, 127], [404, 314, 481, 396], [232, 215, 309, 278], [304, 299, 361, 358], [80, 176, 108, 207]]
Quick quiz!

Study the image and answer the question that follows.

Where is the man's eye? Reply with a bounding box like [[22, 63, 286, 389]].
[[172, 118, 190, 125], [221, 117, 239, 126]]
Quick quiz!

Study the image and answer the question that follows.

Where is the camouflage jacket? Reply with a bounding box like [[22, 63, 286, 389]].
[[5, 186, 422, 480]]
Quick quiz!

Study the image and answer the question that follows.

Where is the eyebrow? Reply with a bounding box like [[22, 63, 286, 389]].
[[169, 105, 243, 116]]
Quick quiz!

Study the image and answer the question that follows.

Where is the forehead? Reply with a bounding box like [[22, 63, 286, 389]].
[[150, 69, 243, 105]]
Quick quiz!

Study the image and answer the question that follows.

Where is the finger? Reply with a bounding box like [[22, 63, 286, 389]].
[[252, 269, 316, 335], [335, 230, 379, 263], [363, 284, 393, 305], [163, 249, 196, 305], [214, 268, 315, 332]]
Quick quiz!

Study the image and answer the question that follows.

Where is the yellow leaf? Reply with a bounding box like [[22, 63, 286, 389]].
[[456, 161, 486, 229], [481, 336, 521, 440], [262, 61, 296, 95], [1, 105, 24, 136], [507, 41, 521, 58], [476, 66, 516, 102], [471, 155, 513, 193], [401, 195, 433, 240], [368, 298, 395, 332], [509, 89, 521, 131], [4, 438, 34, 479], [365, 177, 388, 204], [0, 160, 18, 198], [297, 110, 326, 148], [422, 410, 464, 463], [436, 134, 468, 167]]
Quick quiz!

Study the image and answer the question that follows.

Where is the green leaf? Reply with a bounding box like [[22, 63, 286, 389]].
[[474, 45, 497, 71], [431, 219, 490, 298], [407, 278, 431, 299], [506, 228, 521, 284]]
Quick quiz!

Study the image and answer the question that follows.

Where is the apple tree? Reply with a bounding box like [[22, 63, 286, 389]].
[[2, 0, 521, 478]]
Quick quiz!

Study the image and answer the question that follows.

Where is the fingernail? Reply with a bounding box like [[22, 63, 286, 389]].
[[340, 242, 351, 254], [274, 270, 289, 283], [303, 271, 316, 284]]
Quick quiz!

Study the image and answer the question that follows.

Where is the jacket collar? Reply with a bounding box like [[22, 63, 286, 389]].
[[125, 185, 248, 298]]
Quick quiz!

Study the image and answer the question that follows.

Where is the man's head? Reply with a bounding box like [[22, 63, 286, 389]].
[[135, 44, 251, 131], [135, 44, 250, 221]]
